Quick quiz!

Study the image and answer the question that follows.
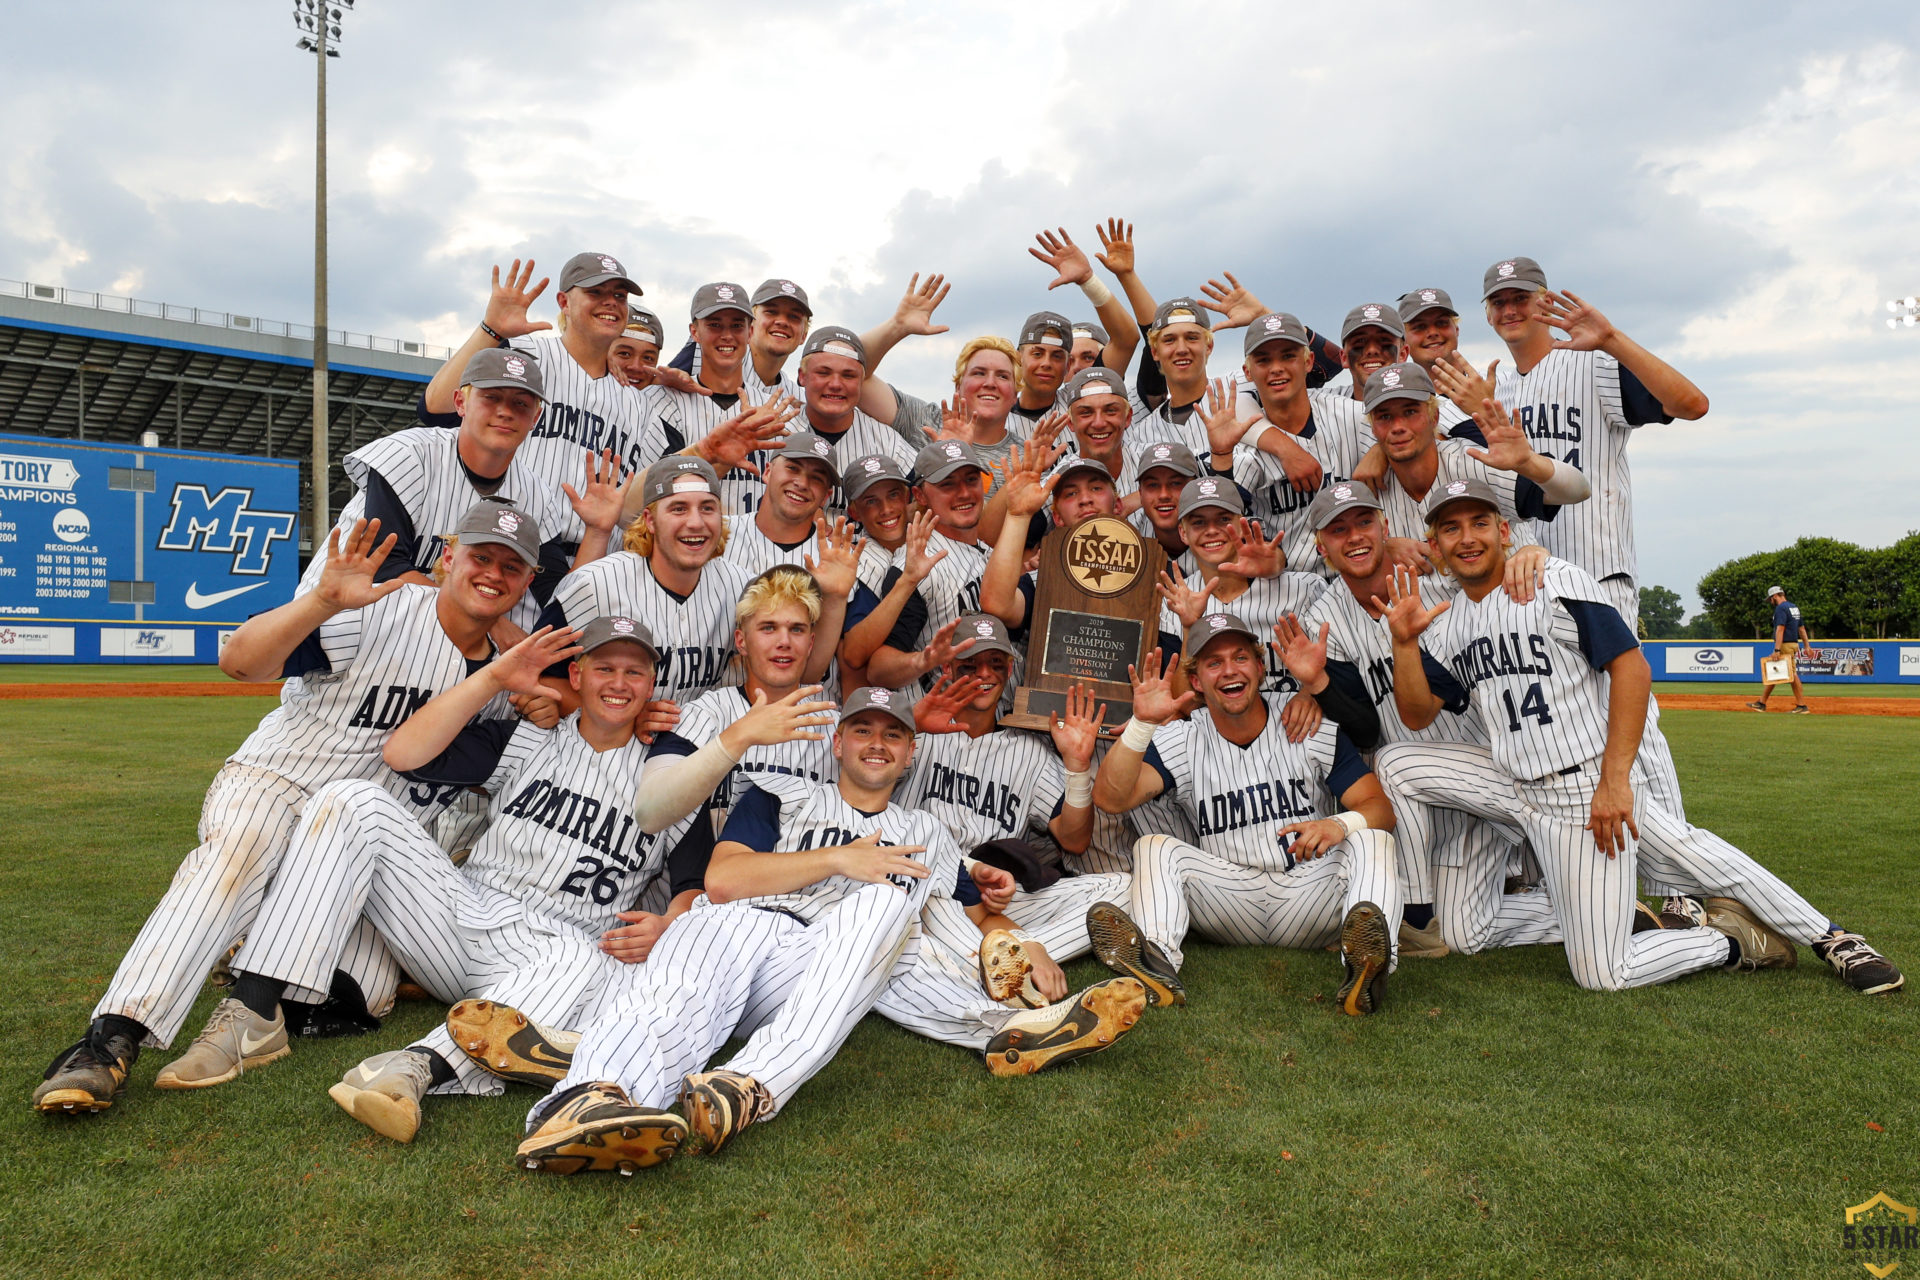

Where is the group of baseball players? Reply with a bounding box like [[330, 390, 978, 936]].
[[35, 226, 1905, 1178]]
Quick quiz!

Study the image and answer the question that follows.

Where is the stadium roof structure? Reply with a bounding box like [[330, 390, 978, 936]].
[[0, 278, 450, 548]]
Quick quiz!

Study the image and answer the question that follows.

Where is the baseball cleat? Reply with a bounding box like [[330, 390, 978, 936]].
[[1660, 895, 1707, 930], [1086, 902, 1186, 1006], [977, 930, 1046, 1008], [1398, 916, 1450, 958], [1703, 897, 1797, 971], [678, 1070, 774, 1156], [447, 1000, 578, 1086], [328, 1049, 437, 1143], [1791, 705, 1811, 715], [154, 998, 290, 1089], [516, 1083, 686, 1176], [1745, 701, 1768, 712], [1631, 900, 1665, 933], [33, 1024, 140, 1115], [1338, 902, 1391, 1017], [1813, 931, 1904, 994], [984, 977, 1146, 1077]]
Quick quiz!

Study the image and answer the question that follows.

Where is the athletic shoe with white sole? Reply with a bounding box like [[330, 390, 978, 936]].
[[1660, 895, 1708, 931], [447, 999, 578, 1086], [516, 1082, 686, 1176], [1745, 701, 1768, 712], [154, 998, 289, 1090], [1398, 917, 1451, 958], [1702, 897, 1797, 971], [976, 930, 1046, 1008], [1086, 902, 1186, 1006], [1812, 931, 1904, 994], [1338, 902, 1391, 1016], [328, 1048, 436, 1143], [679, 1070, 774, 1156], [984, 977, 1146, 1077], [33, 1023, 140, 1115]]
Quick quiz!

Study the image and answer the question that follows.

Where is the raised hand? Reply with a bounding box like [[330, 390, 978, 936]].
[[1030, 408, 1069, 456], [1272, 614, 1329, 690], [1203, 375, 1250, 456], [918, 617, 979, 674], [483, 258, 552, 339], [836, 831, 930, 886], [315, 518, 407, 611], [900, 510, 949, 586], [1197, 271, 1268, 331], [1463, 397, 1538, 475], [893, 272, 952, 337], [1030, 227, 1094, 290], [563, 449, 629, 534], [1277, 690, 1322, 743], [1048, 682, 1109, 773], [701, 392, 800, 477], [1431, 352, 1500, 415], [1278, 816, 1352, 862], [738, 683, 838, 746], [638, 365, 713, 397], [1372, 564, 1450, 645], [1218, 517, 1283, 580], [936, 393, 980, 442], [1539, 290, 1617, 352], [1128, 647, 1199, 725], [1001, 460, 1058, 521], [804, 515, 867, 601], [1093, 218, 1135, 276], [490, 625, 581, 701], [915, 666, 986, 734], [1155, 565, 1215, 631]]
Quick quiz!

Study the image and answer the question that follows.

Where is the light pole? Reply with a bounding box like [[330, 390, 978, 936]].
[[1887, 297, 1919, 331], [293, 0, 353, 542]]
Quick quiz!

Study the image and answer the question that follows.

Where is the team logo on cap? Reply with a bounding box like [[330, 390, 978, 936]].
[[612, 617, 635, 634], [1362, 305, 1382, 320], [1333, 484, 1353, 501], [1263, 315, 1284, 332], [811, 439, 832, 457], [1197, 479, 1219, 496], [1205, 613, 1231, 629], [504, 355, 526, 378], [1151, 445, 1172, 460], [974, 620, 996, 638], [1497, 261, 1516, 278], [942, 442, 963, 458], [1065, 515, 1145, 596], [599, 256, 620, 274], [1446, 480, 1469, 496], [1382, 369, 1402, 389], [867, 688, 892, 705], [716, 284, 736, 300], [495, 510, 522, 533], [861, 457, 884, 473], [779, 281, 796, 295], [1419, 289, 1438, 303]]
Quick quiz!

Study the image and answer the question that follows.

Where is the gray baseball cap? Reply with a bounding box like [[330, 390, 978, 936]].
[[841, 453, 910, 503], [690, 281, 753, 320], [1054, 455, 1116, 487], [1072, 320, 1110, 345], [622, 305, 665, 348], [840, 685, 915, 733], [1482, 256, 1548, 300], [1136, 440, 1200, 479], [751, 278, 812, 314], [1176, 475, 1244, 521], [1243, 310, 1310, 356], [1019, 310, 1073, 348], [800, 325, 868, 367], [1150, 297, 1211, 333], [574, 614, 659, 662], [454, 498, 542, 567], [641, 456, 721, 506], [1307, 479, 1384, 530], [1422, 474, 1503, 525], [1063, 366, 1127, 404], [912, 439, 986, 485], [1766, 584, 1786, 598], [557, 251, 643, 296], [460, 347, 547, 401], [1362, 362, 1435, 412], [1397, 287, 1457, 323], [1341, 302, 1406, 343], [771, 427, 839, 480], [953, 612, 1019, 660], [1184, 610, 1260, 657]]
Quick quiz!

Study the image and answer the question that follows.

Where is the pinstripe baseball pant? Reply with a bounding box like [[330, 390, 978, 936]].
[[917, 871, 1133, 966], [94, 764, 399, 1047], [1126, 829, 1403, 972]]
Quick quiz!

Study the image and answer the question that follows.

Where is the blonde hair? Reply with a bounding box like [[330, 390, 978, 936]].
[[622, 502, 732, 558], [735, 566, 822, 628], [954, 335, 1019, 392]]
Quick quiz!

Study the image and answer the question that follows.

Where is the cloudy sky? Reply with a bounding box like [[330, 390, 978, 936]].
[[5, 1, 1918, 612]]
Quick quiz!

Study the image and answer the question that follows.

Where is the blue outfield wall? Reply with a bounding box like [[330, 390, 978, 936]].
[[0, 432, 300, 664], [1646, 640, 1920, 684]]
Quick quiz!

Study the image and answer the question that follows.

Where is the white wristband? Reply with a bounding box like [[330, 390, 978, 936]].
[[1120, 716, 1158, 752], [1078, 277, 1114, 308], [1240, 421, 1271, 453], [1334, 810, 1367, 837], [1064, 768, 1094, 807]]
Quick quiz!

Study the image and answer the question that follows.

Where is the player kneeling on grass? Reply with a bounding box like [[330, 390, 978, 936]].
[[33, 502, 545, 1117], [1383, 477, 1901, 995], [1093, 614, 1404, 1017]]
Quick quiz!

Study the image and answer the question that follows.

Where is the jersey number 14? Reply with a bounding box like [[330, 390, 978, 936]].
[[1501, 681, 1554, 732]]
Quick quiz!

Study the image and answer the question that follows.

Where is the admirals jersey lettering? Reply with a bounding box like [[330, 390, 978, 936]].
[[542, 553, 751, 705], [1418, 559, 1635, 781], [901, 727, 1067, 850], [1494, 348, 1671, 583], [1142, 705, 1370, 872], [1302, 575, 1489, 747], [654, 687, 840, 828], [718, 773, 964, 923], [506, 332, 666, 488]]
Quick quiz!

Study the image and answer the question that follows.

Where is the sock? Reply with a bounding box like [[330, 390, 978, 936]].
[[1403, 903, 1434, 930], [231, 972, 287, 1021], [409, 1045, 457, 1089], [91, 1014, 149, 1053], [1723, 934, 1742, 968]]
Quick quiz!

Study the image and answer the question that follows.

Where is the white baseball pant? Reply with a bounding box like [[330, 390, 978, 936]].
[[917, 871, 1133, 967]]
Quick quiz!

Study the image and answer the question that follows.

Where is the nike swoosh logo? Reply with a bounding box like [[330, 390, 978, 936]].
[[240, 1029, 278, 1055], [185, 581, 269, 610]]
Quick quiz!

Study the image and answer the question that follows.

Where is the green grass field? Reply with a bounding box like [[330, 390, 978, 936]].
[[2, 697, 1915, 1279]]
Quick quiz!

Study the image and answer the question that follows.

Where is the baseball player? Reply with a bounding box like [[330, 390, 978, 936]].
[[1026, 225, 1143, 377], [790, 328, 921, 483], [1091, 614, 1404, 1016], [1133, 439, 1204, 576], [1068, 320, 1110, 377], [1130, 298, 1217, 458], [1749, 584, 1815, 713], [1008, 309, 1074, 432], [841, 453, 915, 592], [606, 304, 671, 391], [33, 503, 545, 1115], [722, 428, 837, 579], [1396, 289, 1474, 437], [1334, 302, 1410, 403], [664, 277, 812, 398], [1383, 477, 1902, 994]]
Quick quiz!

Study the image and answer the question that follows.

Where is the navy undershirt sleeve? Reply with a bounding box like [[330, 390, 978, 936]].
[[1141, 741, 1178, 797], [358, 469, 421, 581], [1421, 649, 1472, 714], [1564, 598, 1640, 671], [400, 719, 519, 788], [1325, 727, 1371, 797], [953, 864, 982, 908], [1618, 364, 1673, 427], [279, 629, 332, 679], [649, 731, 699, 759], [665, 818, 716, 898], [882, 573, 931, 652], [717, 785, 782, 852], [1315, 659, 1382, 751], [414, 391, 460, 430], [845, 582, 881, 632], [667, 339, 697, 374]]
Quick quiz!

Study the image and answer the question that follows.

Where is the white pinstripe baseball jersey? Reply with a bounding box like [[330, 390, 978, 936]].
[[1371, 437, 1545, 553], [1160, 571, 1327, 694], [1495, 348, 1669, 582], [230, 583, 513, 816], [1129, 395, 1209, 458], [1230, 394, 1375, 575], [1301, 577, 1490, 747], [638, 384, 784, 516], [717, 774, 963, 923], [506, 332, 665, 485], [897, 726, 1067, 850], [545, 551, 751, 705], [663, 686, 840, 828], [722, 515, 821, 580], [1142, 706, 1370, 871], [879, 532, 989, 702], [854, 539, 895, 596]]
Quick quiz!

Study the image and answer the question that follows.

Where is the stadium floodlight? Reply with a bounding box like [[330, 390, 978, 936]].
[[291, 0, 356, 534], [1889, 297, 1920, 331]]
